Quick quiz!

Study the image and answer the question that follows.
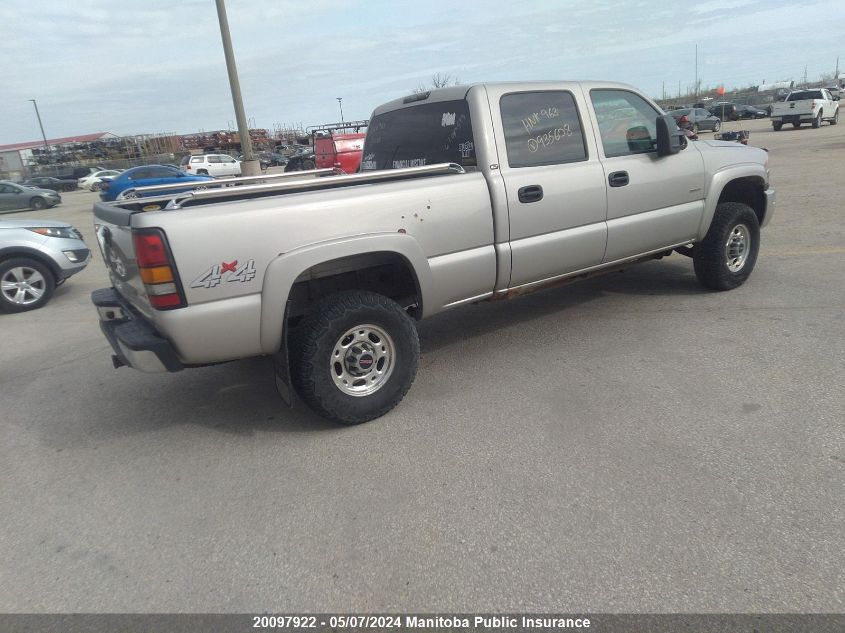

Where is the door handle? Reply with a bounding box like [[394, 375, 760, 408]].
[[608, 171, 629, 187], [518, 185, 543, 203]]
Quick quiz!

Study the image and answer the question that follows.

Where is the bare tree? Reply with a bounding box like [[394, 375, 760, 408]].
[[412, 73, 461, 93]]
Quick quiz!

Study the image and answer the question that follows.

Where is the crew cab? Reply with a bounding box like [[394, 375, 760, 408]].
[[91, 81, 775, 425], [771, 89, 839, 130]]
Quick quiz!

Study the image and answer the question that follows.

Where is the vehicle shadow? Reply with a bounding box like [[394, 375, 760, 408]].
[[419, 258, 706, 354]]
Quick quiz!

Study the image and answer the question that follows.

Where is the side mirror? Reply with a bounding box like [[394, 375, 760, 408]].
[[656, 114, 683, 156]]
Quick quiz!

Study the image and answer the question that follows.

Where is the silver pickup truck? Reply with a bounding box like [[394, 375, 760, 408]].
[[92, 81, 775, 424]]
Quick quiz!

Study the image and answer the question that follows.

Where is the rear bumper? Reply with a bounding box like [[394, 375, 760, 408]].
[[92, 287, 183, 373]]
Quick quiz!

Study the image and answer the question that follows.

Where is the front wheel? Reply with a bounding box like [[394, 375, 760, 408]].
[[290, 290, 419, 424], [91, 182, 102, 191], [29, 197, 46, 210], [812, 113, 821, 128], [772, 122, 783, 131], [0, 257, 56, 313], [713, 120, 721, 132], [830, 109, 839, 126], [693, 202, 760, 291]]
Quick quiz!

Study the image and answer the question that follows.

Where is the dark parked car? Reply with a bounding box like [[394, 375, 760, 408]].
[[283, 146, 316, 171], [21, 176, 77, 192], [735, 105, 768, 119], [708, 102, 740, 121], [667, 108, 722, 132]]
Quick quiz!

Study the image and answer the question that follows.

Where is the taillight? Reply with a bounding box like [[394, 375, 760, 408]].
[[679, 115, 689, 124], [132, 228, 185, 310], [186, 164, 191, 169]]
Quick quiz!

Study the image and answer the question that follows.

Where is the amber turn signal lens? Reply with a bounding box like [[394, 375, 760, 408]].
[[139, 266, 174, 284]]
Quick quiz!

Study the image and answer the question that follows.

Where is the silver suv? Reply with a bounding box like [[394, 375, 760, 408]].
[[0, 219, 90, 312]]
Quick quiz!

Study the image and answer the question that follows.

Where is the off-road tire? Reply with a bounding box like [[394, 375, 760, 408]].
[[772, 122, 783, 131], [693, 202, 760, 291], [812, 113, 821, 128], [29, 197, 46, 210], [290, 290, 419, 424], [0, 257, 56, 313]]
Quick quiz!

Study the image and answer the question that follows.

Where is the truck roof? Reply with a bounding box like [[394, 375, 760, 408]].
[[371, 81, 642, 116]]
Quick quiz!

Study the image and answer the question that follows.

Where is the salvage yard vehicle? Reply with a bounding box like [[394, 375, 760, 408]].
[[0, 181, 61, 211], [99, 165, 213, 202], [179, 154, 242, 177], [771, 89, 839, 130], [78, 169, 122, 191], [0, 219, 89, 312], [91, 81, 775, 424], [22, 176, 77, 193]]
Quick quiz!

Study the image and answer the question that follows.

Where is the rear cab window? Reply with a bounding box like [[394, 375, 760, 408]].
[[361, 99, 476, 171]]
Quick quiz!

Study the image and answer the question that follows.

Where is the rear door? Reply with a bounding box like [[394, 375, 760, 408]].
[[587, 88, 705, 262], [207, 155, 223, 176], [486, 86, 608, 287]]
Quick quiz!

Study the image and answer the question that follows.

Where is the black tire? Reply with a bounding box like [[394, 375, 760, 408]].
[[197, 169, 209, 175], [91, 182, 102, 191], [0, 257, 56, 313], [830, 109, 838, 126], [290, 290, 419, 424], [792, 121, 801, 129], [812, 113, 821, 128], [693, 202, 760, 291], [302, 159, 316, 170], [772, 122, 783, 131], [713, 120, 721, 132], [29, 197, 46, 210]]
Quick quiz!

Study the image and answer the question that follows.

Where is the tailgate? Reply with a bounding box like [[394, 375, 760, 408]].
[[93, 201, 155, 318]]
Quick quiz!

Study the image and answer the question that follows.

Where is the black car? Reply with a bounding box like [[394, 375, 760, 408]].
[[708, 102, 740, 121], [668, 108, 722, 132], [283, 147, 316, 172], [21, 176, 77, 192], [735, 105, 768, 119]]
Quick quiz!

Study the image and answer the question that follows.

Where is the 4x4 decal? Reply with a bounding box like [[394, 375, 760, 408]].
[[190, 259, 256, 289]]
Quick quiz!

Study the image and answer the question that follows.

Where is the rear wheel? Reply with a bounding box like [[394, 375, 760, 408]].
[[91, 181, 102, 191], [772, 122, 783, 131], [693, 202, 760, 291], [692, 123, 699, 134], [792, 121, 801, 129], [0, 257, 56, 313], [302, 159, 316, 170], [29, 197, 46, 210], [290, 290, 419, 424], [197, 169, 209, 176]]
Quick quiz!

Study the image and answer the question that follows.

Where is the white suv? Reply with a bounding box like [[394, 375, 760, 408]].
[[180, 154, 241, 177]]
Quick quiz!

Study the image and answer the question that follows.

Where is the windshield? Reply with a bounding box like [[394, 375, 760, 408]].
[[361, 99, 476, 171]]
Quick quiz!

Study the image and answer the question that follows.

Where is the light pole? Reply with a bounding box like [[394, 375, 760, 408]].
[[337, 97, 344, 123], [214, 0, 259, 176], [29, 99, 51, 167]]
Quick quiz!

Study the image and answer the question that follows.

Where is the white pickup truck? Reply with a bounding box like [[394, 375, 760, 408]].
[[771, 88, 840, 130], [92, 81, 775, 424]]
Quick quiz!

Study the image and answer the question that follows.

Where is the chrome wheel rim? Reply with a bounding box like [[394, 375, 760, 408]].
[[1, 267, 46, 305], [726, 224, 751, 272], [330, 324, 395, 397]]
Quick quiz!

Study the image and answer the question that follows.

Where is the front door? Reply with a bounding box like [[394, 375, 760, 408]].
[[488, 87, 608, 288], [587, 88, 705, 262]]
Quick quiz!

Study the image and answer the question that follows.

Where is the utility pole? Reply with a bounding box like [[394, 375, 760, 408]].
[[662, 81, 665, 101], [214, 0, 259, 176], [29, 99, 51, 168], [803, 65, 808, 87], [695, 43, 698, 99], [678, 80, 681, 99], [337, 97, 344, 123]]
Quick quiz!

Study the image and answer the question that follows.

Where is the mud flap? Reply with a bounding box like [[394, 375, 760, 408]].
[[273, 300, 294, 407]]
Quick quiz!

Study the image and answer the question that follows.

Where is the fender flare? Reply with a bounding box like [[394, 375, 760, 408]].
[[259, 232, 433, 354], [698, 163, 768, 240]]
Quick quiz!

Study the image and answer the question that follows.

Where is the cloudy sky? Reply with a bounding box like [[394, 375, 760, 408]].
[[1, 0, 843, 144]]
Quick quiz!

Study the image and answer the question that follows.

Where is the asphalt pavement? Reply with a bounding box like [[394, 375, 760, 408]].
[[1, 117, 843, 612]]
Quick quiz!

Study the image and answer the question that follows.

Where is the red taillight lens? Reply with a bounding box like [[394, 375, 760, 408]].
[[679, 115, 689, 124], [186, 164, 191, 169], [132, 228, 185, 310]]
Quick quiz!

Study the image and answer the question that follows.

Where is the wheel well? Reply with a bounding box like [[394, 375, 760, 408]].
[[288, 252, 421, 320], [717, 177, 766, 225], [0, 249, 60, 281]]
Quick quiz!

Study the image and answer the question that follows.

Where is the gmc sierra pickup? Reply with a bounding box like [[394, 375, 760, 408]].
[[92, 81, 775, 424]]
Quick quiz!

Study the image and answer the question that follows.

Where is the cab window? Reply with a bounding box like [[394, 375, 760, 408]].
[[590, 89, 661, 157]]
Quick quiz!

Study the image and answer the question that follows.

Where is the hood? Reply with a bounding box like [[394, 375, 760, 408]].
[[0, 218, 71, 229]]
